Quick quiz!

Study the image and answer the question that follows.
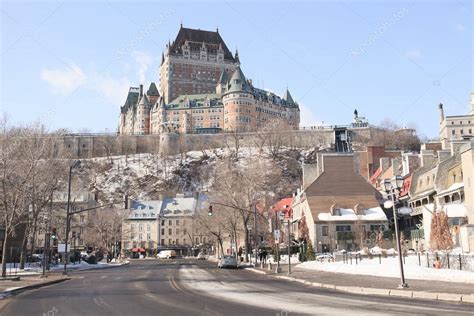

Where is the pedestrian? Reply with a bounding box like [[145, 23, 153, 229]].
[[262, 249, 267, 264]]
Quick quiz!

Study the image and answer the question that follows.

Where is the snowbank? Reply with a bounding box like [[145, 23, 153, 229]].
[[297, 255, 474, 284]]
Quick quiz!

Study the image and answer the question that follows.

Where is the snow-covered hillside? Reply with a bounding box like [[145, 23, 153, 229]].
[[76, 147, 318, 202]]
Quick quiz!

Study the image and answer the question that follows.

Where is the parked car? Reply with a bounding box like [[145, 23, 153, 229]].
[[197, 252, 206, 260], [157, 250, 176, 259], [217, 255, 238, 269], [316, 254, 334, 262]]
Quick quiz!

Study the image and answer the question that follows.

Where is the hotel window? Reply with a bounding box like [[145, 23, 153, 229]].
[[168, 228, 172, 235], [139, 224, 143, 232], [147, 233, 151, 240], [161, 228, 165, 235], [147, 224, 151, 231]]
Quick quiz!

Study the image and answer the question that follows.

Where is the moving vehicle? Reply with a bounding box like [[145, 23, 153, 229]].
[[157, 250, 176, 259], [197, 252, 206, 260], [217, 255, 238, 269]]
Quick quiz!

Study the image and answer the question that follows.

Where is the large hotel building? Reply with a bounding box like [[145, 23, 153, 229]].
[[118, 25, 300, 135]]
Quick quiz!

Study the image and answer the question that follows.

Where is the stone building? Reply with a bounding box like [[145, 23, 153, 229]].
[[118, 25, 300, 135], [438, 93, 474, 148], [159, 25, 239, 104], [32, 191, 96, 255], [121, 194, 206, 256], [293, 154, 388, 253]]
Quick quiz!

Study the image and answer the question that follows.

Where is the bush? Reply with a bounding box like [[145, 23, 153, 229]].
[[306, 240, 316, 261]]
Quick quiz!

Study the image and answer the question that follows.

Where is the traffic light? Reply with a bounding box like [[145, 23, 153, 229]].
[[72, 231, 76, 239], [208, 205, 213, 216], [51, 228, 57, 241]]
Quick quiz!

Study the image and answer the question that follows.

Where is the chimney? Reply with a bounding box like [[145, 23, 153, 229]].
[[437, 149, 452, 163], [438, 103, 444, 124], [379, 157, 390, 173], [391, 157, 402, 175], [139, 84, 143, 98], [420, 150, 436, 167], [451, 140, 468, 155]]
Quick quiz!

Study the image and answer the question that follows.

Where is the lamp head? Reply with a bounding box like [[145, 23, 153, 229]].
[[391, 175, 404, 190], [382, 179, 393, 193]]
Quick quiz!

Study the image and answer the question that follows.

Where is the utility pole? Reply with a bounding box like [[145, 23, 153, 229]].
[[63, 164, 74, 275], [288, 218, 291, 275]]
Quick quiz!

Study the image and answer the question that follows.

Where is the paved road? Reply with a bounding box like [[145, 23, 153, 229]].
[[2, 259, 473, 316]]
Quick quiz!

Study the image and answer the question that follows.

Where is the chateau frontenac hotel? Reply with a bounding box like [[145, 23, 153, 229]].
[[118, 25, 300, 135]]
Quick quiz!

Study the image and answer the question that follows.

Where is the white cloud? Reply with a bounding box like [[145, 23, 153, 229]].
[[132, 51, 153, 83], [298, 104, 326, 127], [40, 63, 87, 95], [404, 49, 422, 59], [90, 73, 131, 107], [455, 23, 465, 32]]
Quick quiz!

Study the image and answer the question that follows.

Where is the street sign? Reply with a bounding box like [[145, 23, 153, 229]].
[[58, 243, 71, 253], [274, 229, 280, 242], [278, 211, 285, 221]]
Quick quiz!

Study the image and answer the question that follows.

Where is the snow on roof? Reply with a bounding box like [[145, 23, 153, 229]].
[[161, 196, 197, 217], [437, 182, 464, 196], [444, 203, 467, 218], [129, 200, 162, 219], [317, 207, 387, 222]]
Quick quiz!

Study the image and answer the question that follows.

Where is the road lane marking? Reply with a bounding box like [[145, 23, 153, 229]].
[[100, 275, 107, 279], [168, 275, 186, 294]]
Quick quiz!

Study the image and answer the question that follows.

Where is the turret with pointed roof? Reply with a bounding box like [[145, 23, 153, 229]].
[[282, 88, 298, 107], [225, 66, 252, 94]]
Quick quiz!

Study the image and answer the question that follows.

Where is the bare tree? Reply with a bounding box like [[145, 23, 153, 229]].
[[430, 202, 453, 251], [0, 119, 67, 276], [210, 157, 281, 262]]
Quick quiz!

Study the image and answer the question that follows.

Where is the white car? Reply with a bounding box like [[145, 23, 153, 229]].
[[217, 255, 238, 269], [197, 252, 206, 260], [316, 254, 334, 262], [157, 250, 176, 259]]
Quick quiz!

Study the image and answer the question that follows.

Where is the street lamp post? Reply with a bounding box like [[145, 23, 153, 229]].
[[254, 203, 257, 266], [63, 160, 81, 276], [275, 213, 282, 273], [382, 175, 408, 289]]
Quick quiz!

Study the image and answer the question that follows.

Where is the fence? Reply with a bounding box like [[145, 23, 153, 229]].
[[334, 252, 474, 272]]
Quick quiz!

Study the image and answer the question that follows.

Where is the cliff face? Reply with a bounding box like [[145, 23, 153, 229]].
[[76, 147, 317, 203]]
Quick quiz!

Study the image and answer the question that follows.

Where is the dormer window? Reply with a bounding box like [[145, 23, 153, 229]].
[[333, 208, 341, 216]]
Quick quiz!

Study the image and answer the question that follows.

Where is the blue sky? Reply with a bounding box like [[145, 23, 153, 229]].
[[1, 0, 472, 138]]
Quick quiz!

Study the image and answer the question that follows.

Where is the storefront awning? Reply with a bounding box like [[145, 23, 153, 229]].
[[132, 247, 146, 252]]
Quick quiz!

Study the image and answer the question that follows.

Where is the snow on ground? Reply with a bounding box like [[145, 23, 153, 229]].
[[82, 146, 312, 202], [5, 260, 129, 275], [297, 255, 474, 284]]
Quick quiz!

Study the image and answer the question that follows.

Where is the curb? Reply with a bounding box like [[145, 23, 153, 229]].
[[0, 277, 71, 299], [243, 268, 474, 304]]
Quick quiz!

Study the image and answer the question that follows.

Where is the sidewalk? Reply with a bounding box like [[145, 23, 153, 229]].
[[0, 275, 70, 296], [248, 263, 474, 303]]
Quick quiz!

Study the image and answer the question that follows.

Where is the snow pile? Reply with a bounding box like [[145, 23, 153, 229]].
[[297, 255, 474, 283]]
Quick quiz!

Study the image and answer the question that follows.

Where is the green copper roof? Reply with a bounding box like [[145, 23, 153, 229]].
[[167, 93, 223, 109], [282, 89, 295, 105], [147, 82, 159, 96], [225, 67, 252, 94]]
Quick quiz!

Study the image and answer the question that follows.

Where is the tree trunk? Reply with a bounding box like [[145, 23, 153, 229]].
[[19, 229, 28, 270], [244, 227, 249, 263], [28, 217, 38, 264], [1, 234, 9, 277]]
